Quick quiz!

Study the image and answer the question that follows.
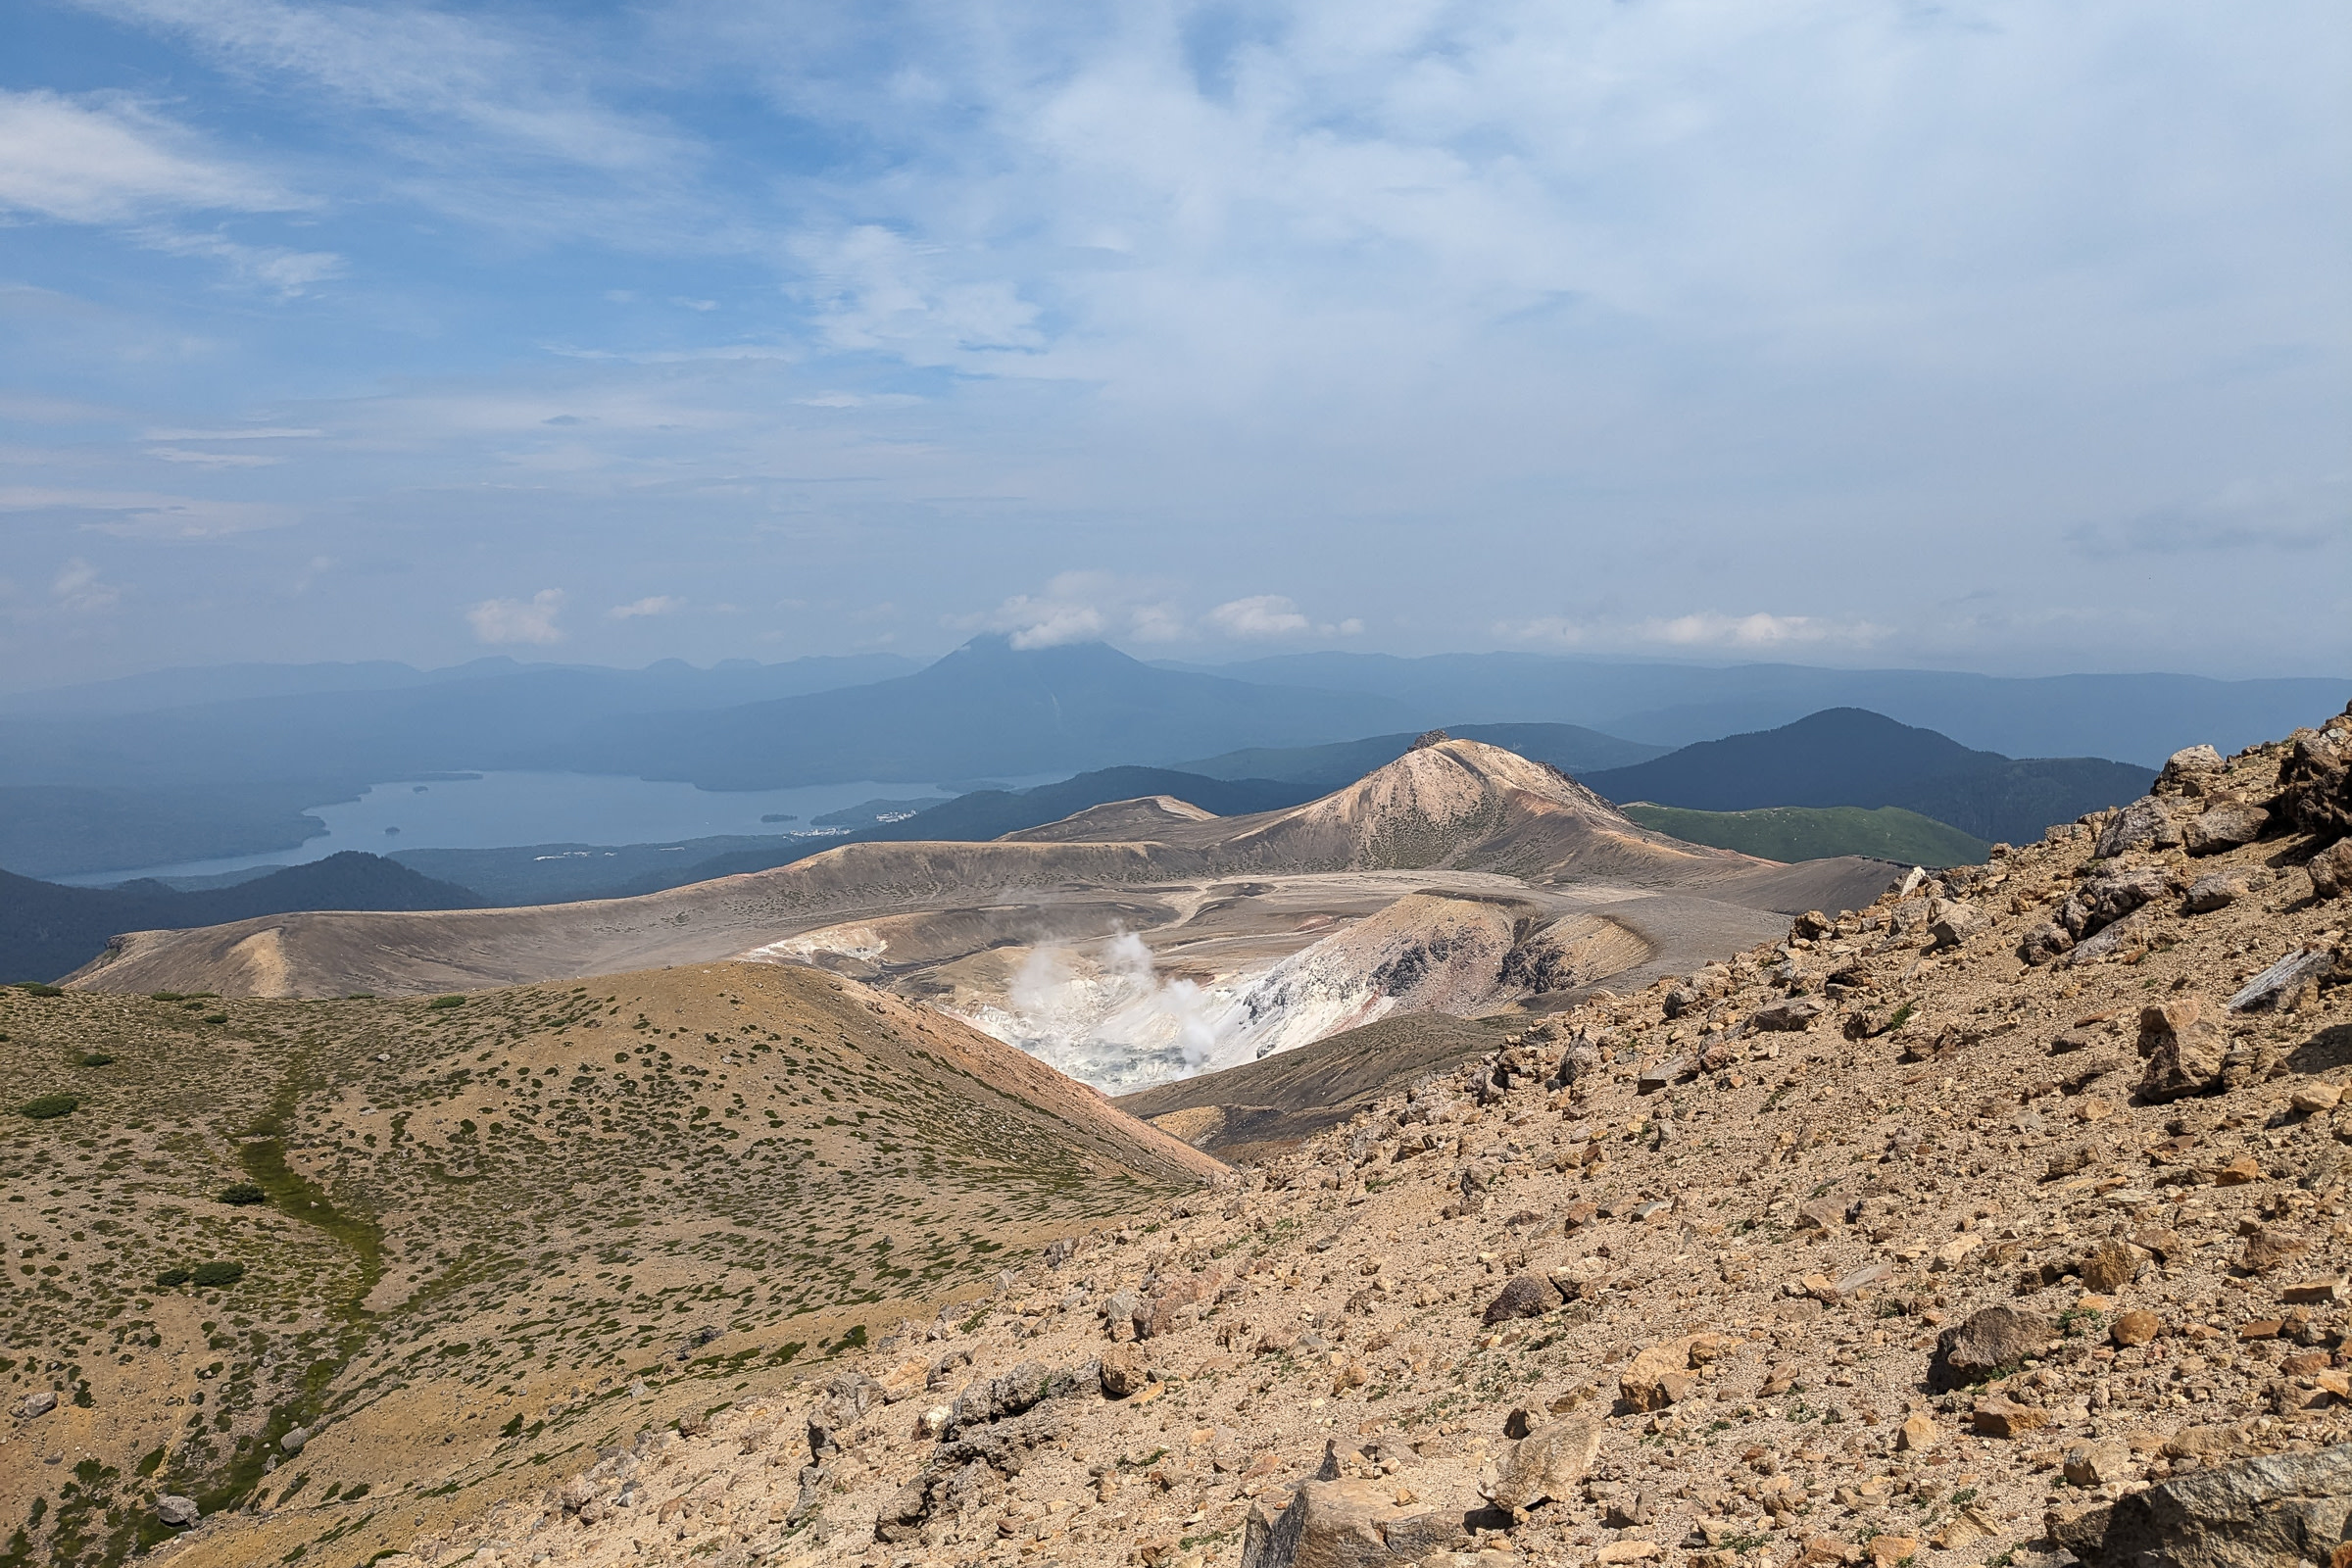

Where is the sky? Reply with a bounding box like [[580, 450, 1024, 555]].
[[1, 0, 2346, 691]]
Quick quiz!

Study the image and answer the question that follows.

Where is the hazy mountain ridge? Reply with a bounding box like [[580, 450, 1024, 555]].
[[0, 853, 483, 984], [1580, 707, 2152, 845], [1179, 650, 2346, 764]]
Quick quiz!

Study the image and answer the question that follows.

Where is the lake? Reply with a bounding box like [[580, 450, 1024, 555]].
[[58, 770, 1065, 887]]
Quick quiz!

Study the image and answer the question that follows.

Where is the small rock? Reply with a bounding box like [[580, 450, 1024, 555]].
[[1481, 1273, 1566, 1327], [155, 1495, 200, 1528], [2112, 1309, 2161, 1348], [1864, 1536, 1920, 1567], [1894, 1411, 1938, 1452], [279, 1425, 308, 1454], [2293, 1081, 2345, 1115], [1752, 997, 1826, 1033], [2237, 1225, 2311, 1275], [1971, 1397, 2049, 1439], [2213, 1152, 2265, 1186], [17, 1391, 58, 1419]]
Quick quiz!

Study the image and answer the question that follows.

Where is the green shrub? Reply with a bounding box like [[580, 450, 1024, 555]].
[[190, 1261, 245, 1288], [342, 1483, 370, 1501], [19, 1095, 79, 1120], [156, 1268, 192, 1288], [15, 982, 63, 997], [150, 992, 186, 1002], [217, 1183, 267, 1206], [201, 1012, 229, 1025], [427, 995, 466, 1009], [78, 1053, 115, 1067]]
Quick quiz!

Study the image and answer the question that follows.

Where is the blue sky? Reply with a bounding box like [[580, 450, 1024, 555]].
[[1, 0, 2346, 690]]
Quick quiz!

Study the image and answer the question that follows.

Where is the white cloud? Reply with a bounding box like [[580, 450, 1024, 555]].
[[1640, 612, 1888, 650], [0, 89, 298, 222], [1204, 594, 1360, 640], [608, 594, 684, 620], [466, 588, 565, 644], [51, 558, 121, 613]]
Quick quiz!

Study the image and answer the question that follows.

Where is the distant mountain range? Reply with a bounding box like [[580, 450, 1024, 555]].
[[6, 637, 2328, 879], [0, 852, 481, 983], [1170, 651, 2343, 766], [596, 637, 1414, 789], [1578, 708, 2152, 846]]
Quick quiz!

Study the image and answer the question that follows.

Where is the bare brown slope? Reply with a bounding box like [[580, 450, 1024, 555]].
[[1115, 1010, 1500, 1159]]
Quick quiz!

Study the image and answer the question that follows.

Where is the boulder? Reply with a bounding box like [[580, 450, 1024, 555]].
[[1753, 997, 1827, 1033], [1099, 1344, 1151, 1399], [2311, 839, 2352, 901], [2064, 1443, 2352, 1566], [2276, 723, 2352, 842], [16, 1391, 57, 1419], [1928, 902, 1988, 951], [1482, 1414, 1602, 1510], [155, 1495, 200, 1528], [1620, 1335, 1706, 1411], [2065, 1440, 2136, 1488], [2185, 803, 2271, 856], [2095, 798, 2184, 859], [2185, 871, 2252, 913], [2019, 921, 2077, 966], [1240, 1478, 1467, 1568], [2062, 867, 2173, 939], [2080, 1240, 2141, 1294], [2137, 999, 2229, 1102], [2156, 745, 2228, 795], [2231, 949, 2340, 1013], [1481, 1272, 1567, 1326], [1930, 1305, 2054, 1391]]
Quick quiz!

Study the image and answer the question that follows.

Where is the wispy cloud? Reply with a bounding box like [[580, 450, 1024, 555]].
[[0, 485, 295, 538], [466, 588, 565, 645], [51, 558, 122, 613], [608, 594, 684, 620], [0, 88, 299, 222]]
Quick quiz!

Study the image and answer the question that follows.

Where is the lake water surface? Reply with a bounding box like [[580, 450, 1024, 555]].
[[61, 770, 1063, 887]]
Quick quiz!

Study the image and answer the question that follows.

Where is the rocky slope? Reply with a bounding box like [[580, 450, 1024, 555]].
[[0, 962, 1214, 1568], [182, 703, 2352, 1568]]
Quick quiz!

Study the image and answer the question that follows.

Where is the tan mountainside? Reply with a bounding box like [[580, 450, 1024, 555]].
[[119, 702, 2348, 1568], [0, 961, 1215, 1568]]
